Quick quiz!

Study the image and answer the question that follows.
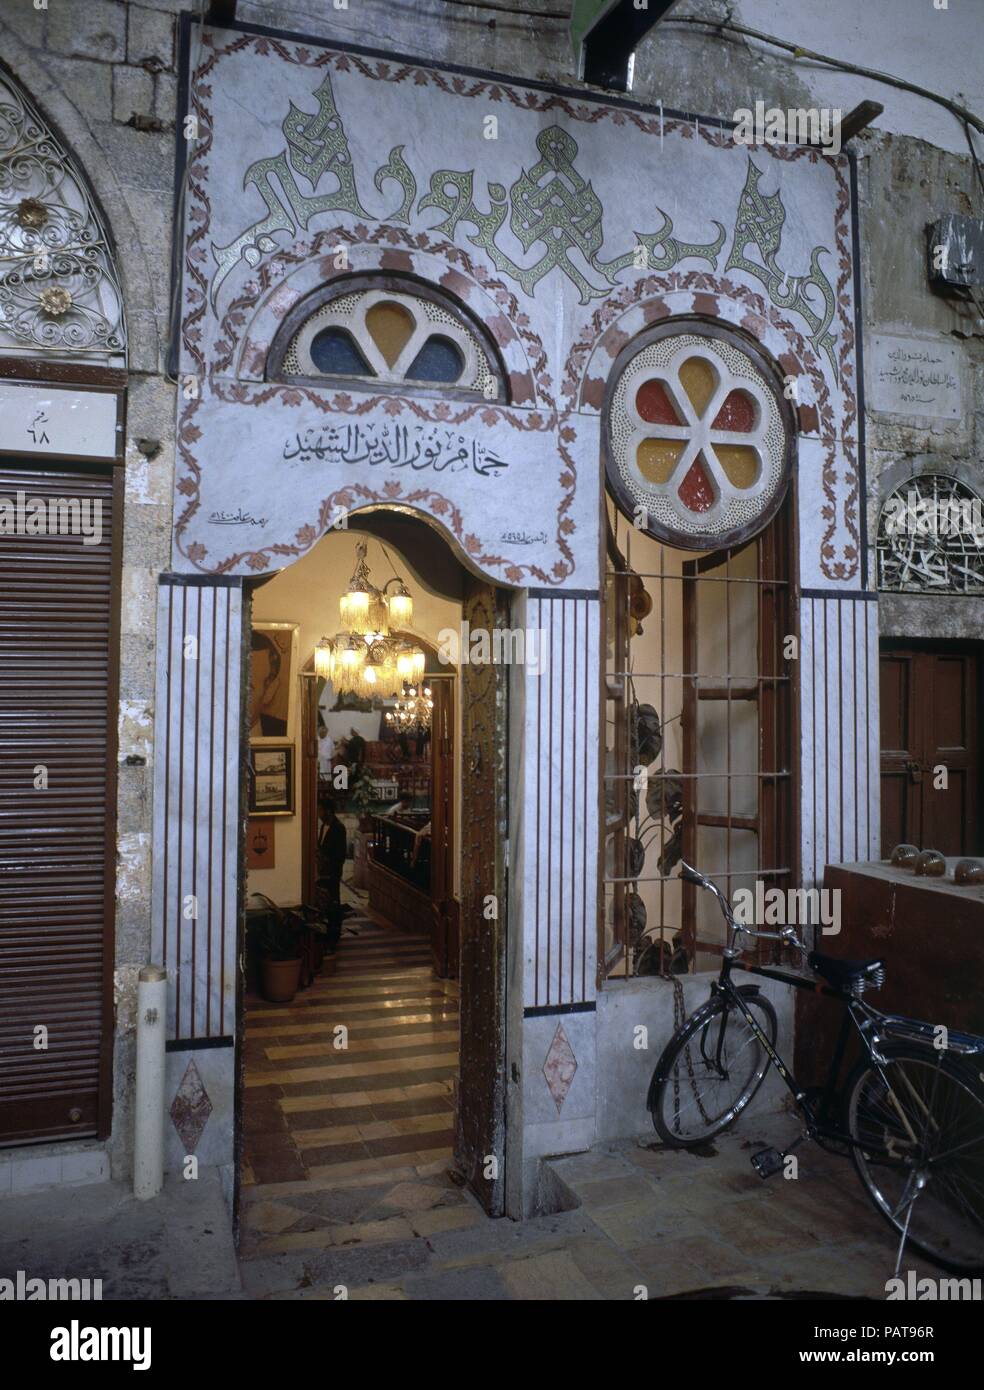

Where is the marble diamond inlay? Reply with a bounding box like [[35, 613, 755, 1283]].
[[542, 1023, 577, 1113], [169, 1058, 212, 1152]]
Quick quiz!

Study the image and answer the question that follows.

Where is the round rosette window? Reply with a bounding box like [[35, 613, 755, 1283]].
[[605, 323, 793, 550]]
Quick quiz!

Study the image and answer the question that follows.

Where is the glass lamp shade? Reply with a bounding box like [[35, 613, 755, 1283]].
[[387, 587, 413, 627], [340, 588, 388, 637], [395, 648, 419, 681], [314, 640, 334, 680]]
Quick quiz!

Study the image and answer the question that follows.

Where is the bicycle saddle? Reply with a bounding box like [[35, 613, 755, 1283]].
[[808, 951, 885, 993]]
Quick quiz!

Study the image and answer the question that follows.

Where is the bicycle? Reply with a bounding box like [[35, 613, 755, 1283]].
[[647, 861, 984, 1274]]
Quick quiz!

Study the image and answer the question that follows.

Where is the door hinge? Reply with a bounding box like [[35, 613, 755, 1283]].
[[503, 837, 510, 868]]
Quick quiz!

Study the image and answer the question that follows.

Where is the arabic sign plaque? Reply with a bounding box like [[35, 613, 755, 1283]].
[[0, 380, 121, 461], [868, 334, 963, 421]]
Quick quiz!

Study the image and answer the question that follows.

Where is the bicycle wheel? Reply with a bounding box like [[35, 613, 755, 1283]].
[[649, 991, 777, 1146], [846, 1043, 984, 1273]]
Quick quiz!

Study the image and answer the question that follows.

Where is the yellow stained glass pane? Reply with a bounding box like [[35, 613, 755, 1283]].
[[714, 444, 759, 489], [678, 356, 717, 417], [636, 438, 684, 484], [365, 301, 415, 367]]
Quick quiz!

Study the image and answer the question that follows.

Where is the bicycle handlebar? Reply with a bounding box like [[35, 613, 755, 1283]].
[[678, 861, 803, 944]]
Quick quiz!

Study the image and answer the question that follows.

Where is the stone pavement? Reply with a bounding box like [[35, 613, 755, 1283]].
[[237, 1115, 941, 1300], [0, 1166, 241, 1300], [0, 1120, 944, 1300]]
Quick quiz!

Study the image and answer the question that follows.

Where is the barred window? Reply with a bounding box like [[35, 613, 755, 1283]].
[[602, 322, 795, 977]]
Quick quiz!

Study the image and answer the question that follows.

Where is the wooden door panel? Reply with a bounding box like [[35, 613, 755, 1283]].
[[880, 645, 980, 859], [429, 677, 454, 978], [455, 578, 507, 1215], [879, 653, 912, 755]]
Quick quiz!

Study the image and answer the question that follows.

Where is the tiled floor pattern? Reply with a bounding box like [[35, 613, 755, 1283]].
[[240, 901, 471, 1282]]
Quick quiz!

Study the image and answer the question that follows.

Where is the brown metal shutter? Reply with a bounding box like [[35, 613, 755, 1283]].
[[0, 464, 119, 1145]]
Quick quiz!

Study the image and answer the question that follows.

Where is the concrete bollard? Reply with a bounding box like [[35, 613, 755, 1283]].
[[134, 964, 167, 1201]]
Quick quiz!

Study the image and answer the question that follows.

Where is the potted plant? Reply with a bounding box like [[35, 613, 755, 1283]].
[[251, 894, 304, 1002]]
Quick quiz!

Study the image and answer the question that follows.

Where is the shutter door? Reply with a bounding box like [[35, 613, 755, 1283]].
[[0, 464, 118, 1145]]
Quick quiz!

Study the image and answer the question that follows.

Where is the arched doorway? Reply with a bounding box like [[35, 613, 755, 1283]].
[[237, 510, 510, 1243]]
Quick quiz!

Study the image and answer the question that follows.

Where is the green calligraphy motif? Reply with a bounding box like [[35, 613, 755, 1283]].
[[601, 210, 726, 278], [725, 160, 837, 377], [373, 146, 417, 225], [420, 126, 727, 305], [211, 75, 369, 305]]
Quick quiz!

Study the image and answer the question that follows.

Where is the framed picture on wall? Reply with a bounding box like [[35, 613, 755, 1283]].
[[248, 745, 295, 817], [250, 622, 299, 743]]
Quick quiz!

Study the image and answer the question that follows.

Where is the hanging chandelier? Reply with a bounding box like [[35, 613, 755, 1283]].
[[385, 682, 434, 736], [314, 539, 426, 699]]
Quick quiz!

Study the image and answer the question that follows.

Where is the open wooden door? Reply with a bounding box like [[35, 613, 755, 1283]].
[[455, 577, 508, 1215], [428, 675, 456, 978], [300, 671, 320, 905]]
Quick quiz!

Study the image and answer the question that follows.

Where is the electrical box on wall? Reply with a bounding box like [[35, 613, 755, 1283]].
[[928, 214, 984, 291]]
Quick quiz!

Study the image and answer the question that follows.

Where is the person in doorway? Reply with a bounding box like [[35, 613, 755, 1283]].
[[344, 726, 366, 775], [317, 716, 335, 779], [317, 791, 348, 908]]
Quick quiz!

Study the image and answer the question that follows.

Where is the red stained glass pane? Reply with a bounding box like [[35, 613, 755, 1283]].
[[712, 389, 755, 432], [678, 453, 715, 513], [635, 378, 680, 426]]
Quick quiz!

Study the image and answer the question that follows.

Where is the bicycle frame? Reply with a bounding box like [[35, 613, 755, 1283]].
[[712, 952, 879, 1150], [677, 859, 984, 1154]]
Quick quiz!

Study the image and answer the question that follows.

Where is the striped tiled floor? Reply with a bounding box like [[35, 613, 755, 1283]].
[[240, 906, 466, 1267]]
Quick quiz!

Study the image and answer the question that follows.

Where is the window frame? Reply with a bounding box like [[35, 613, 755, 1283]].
[[599, 317, 800, 983], [265, 272, 509, 405]]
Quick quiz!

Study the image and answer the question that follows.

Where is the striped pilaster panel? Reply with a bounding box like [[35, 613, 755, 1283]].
[[151, 577, 244, 1041], [523, 592, 601, 1009], [799, 592, 880, 887]]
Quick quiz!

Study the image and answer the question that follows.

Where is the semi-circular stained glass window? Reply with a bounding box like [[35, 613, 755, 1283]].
[[605, 322, 793, 551], [274, 283, 502, 399]]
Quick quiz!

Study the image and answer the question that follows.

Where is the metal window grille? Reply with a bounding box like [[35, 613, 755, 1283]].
[[602, 499, 795, 978]]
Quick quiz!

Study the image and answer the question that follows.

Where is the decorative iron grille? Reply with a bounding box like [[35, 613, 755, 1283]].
[[0, 73, 125, 357]]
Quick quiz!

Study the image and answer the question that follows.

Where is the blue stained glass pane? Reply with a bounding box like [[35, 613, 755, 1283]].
[[310, 327, 373, 376], [406, 335, 464, 384]]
